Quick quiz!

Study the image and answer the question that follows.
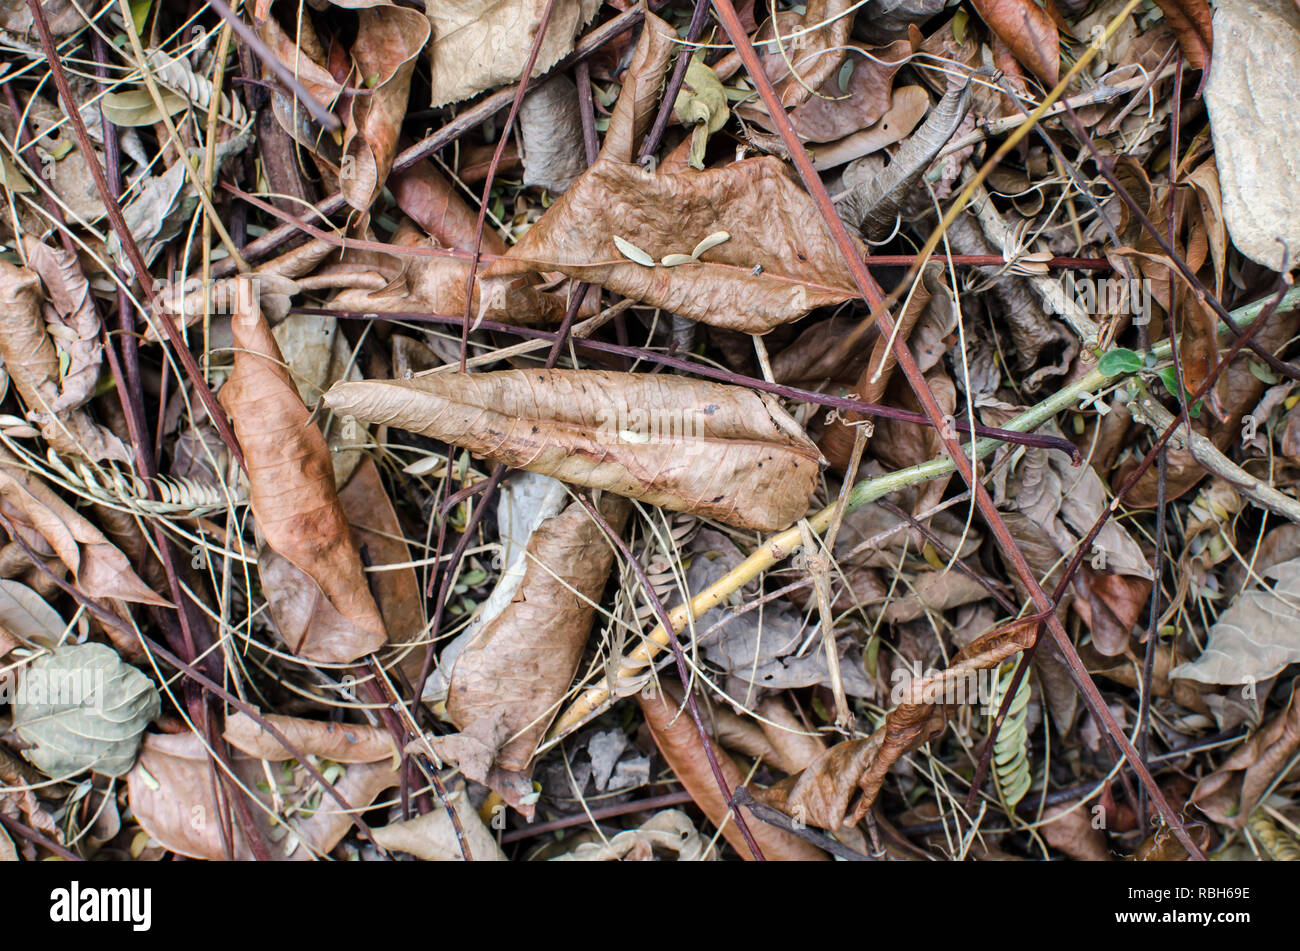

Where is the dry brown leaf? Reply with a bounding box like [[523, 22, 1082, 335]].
[[0, 448, 166, 606], [432, 493, 629, 789], [128, 723, 398, 861], [22, 237, 102, 414], [389, 160, 505, 255], [599, 10, 676, 163], [223, 711, 397, 764], [337, 459, 425, 682], [970, 0, 1060, 86], [0, 261, 128, 464], [485, 157, 866, 332], [1040, 800, 1112, 861], [1151, 0, 1213, 70], [218, 277, 386, 663], [425, 0, 602, 107], [370, 779, 505, 860], [1191, 688, 1300, 827], [809, 84, 930, 171], [639, 682, 829, 860], [519, 75, 588, 194], [323, 368, 823, 531], [788, 41, 912, 143], [756, 618, 1038, 829], [726, 0, 858, 113]]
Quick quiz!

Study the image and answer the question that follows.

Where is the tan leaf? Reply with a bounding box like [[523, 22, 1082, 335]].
[[0, 448, 167, 606], [484, 157, 865, 332], [22, 237, 102, 414], [599, 10, 677, 164], [370, 779, 505, 860], [128, 725, 398, 861], [389, 160, 507, 255], [1204, 0, 1300, 271], [223, 711, 397, 765], [322, 368, 823, 531], [970, 0, 1060, 86], [0, 262, 128, 464], [433, 492, 629, 782], [639, 683, 829, 860], [1040, 800, 1112, 861], [425, 0, 602, 107], [218, 277, 386, 663]]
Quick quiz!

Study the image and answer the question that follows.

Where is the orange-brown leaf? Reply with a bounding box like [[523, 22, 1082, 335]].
[[219, 278, 386, 663], [970, 0, 1060, 86], [323, 368, 824, 531]]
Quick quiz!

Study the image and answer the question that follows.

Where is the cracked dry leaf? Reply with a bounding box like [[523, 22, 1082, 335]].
[[484, 157, 866, 332], [424, 0, 602, 107], [754, 617, 1038, 829], [0, 261, 128, 464], [218, 277, 386, 663], [431, 493, 628, 806], [127, 718, 399, 860], [1171, 556, 1300, 685], [639, 682, 829, 860], [1204, 0, 1300, 271], [323, 368, 824, 531]]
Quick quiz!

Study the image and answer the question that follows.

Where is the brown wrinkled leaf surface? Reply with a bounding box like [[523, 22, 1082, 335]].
[[323, 368, 823, 531]]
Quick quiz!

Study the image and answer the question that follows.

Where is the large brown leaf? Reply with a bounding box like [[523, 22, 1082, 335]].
[[431, 491, 629, 797], [787, 40, 912, 143], [484, 157, 865, 332], [322, 368, 824, 531], [639, 683, 829, 860], [218, 278, 386, 663], [1190, 688, 1300, 828]]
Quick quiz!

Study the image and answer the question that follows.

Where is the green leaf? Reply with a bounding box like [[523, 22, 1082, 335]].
[[12, 643, 160, 778], [1098, 347, 1143, 377]]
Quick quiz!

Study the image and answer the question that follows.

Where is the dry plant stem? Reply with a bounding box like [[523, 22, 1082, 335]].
[[0, 513, 373, 854], [799, 519, 850, 729], [575, 61, 599, 165], [207, 0, 339, 131], [24, 0, 246, 474], [709, 0, 1202, 857], [217, 5, 651, 277], [1060, 103, 1300, 382], [1137, 446, 1167, 828], [574, 494, 766, 860]]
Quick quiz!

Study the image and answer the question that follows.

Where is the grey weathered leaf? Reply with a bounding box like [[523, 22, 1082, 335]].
[[12, 643, 160, 778], [0, 579, 67, 649], [1204, 0, 1300, 270], [1172, 556, 1300, 685]]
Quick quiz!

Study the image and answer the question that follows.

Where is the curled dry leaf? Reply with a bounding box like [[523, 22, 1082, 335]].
[[1190, 688, 1300, 827], [1151, 0, 1213, 70], [218, 277, 386, 663], [425, 0, 602, 107], [970, 0, 1060, 86], [520, 75, 588, 193], [735, 0, 859, 112], [0, 447, 167, 606], [754, 617, 1038, 829], [323, 368, 824, 531], [789, 41, 913, 143], [431, 492, 628, 805], [639, 682, 829, 860], [599, 9, 676, 164], [22, 237, 102, 414], [0, 261, 128, 464], [389, 161, 506, 255], [223, 711, 397, 764], [128, 718, 399, 861], [12, 642, 160, 778], [551, 809, 712, 861], [485, 157, 866, 332]]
